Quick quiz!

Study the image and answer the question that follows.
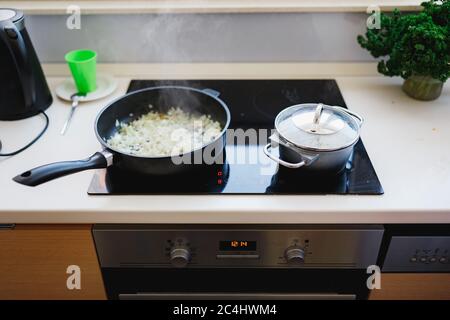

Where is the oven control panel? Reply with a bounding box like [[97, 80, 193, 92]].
[[93, 225, 383, 269], [383, 236, 450, 272]]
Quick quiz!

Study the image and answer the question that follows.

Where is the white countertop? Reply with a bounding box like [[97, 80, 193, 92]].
[[1, 63, 449, 224], [6, 0, 422, 15]]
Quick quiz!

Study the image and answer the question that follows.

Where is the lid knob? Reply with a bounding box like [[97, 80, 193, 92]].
[[311, 103, 324, 132], [292, 103, 344, 135]]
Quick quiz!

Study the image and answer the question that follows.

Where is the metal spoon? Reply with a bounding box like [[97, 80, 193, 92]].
[[61, 92, 86, 135]]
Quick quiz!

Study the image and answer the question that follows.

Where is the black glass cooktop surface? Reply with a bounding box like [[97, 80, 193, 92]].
[[88, 79, 383, 195]]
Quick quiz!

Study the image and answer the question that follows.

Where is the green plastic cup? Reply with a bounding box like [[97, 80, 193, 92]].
[[65, 49, 97, 94]]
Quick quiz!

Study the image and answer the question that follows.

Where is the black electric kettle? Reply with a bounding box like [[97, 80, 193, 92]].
[[0, 8, 52, 120]]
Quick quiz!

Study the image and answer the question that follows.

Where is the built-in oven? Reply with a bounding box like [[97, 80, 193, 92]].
[[93, 224, 384, 300]]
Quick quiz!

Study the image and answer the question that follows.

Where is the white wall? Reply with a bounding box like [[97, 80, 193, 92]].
[[26, 13, 374, 63]]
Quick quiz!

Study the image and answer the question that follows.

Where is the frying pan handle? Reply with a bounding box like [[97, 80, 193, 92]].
[[13, 151, 112, 187]]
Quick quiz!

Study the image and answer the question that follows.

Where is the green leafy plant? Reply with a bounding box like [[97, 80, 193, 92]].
[[357, 0, 449, 83]]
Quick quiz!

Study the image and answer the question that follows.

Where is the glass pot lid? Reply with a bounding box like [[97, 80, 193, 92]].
[[275, 103, 361, 151], [0, 9, 21, 22]]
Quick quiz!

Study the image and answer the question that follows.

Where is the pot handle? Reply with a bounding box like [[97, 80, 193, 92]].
[[263, 144, 305, 169], [13, 150, 113, 187], [332, 106, 364, 127]]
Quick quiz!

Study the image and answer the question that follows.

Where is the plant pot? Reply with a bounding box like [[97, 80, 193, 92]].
[[402, 75, 444, 101]]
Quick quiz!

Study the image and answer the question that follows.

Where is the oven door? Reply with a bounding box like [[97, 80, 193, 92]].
[[94, 224, 383, 300], [101, 268, 366, 300]]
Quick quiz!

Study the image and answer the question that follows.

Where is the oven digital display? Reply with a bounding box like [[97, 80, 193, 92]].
[[219, 240, 257, 251]]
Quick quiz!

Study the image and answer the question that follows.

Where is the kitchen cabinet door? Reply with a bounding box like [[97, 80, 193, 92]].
[[0, 224, 106, 300], [369, 273, 450, 300]]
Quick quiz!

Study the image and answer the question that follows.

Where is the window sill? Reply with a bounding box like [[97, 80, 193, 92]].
[[2, 0, 422, 15]]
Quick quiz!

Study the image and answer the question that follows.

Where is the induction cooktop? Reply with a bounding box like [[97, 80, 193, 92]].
[[88, 79, 383, 195]]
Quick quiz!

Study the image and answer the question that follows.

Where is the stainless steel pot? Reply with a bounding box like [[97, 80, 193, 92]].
[[264, 103, 363, 173]]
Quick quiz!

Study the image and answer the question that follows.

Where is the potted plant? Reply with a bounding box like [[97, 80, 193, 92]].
[[357, 0, 449, 100]]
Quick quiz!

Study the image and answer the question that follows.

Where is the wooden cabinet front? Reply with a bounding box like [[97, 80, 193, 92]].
[[0, 225, 106, 300], [369, 273, 450, 300]]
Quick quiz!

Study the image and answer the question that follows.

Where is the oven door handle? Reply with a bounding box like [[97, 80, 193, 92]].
[[119, 292, 356, 300]]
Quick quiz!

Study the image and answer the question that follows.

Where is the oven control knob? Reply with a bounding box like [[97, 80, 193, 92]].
[[285, 247, 305, 264], [170, 248, 191, 268]]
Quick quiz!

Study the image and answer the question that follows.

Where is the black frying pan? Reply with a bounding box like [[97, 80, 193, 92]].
[[13, 86, 231, 186]]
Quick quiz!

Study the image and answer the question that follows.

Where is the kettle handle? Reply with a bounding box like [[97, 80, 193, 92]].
[[0, 19, 35, 108]]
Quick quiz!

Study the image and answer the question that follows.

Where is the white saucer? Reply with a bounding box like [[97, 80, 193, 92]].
[[55, 73, 118, 102]]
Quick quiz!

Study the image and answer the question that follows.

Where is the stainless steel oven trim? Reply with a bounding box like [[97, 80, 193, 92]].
[[93, 224, 384, 269], [383, 236, 450, 272]]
